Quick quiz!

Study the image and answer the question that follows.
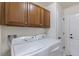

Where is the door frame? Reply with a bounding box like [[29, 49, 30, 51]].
[[63, 15, 72, 55]]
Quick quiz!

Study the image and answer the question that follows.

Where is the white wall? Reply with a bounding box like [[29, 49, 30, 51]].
[[64, 4, 79, 55], [56, 3, 64, 39], [46, 2, 63, 40], [64, 4, 79, 16], [46, 3, 57, 39]]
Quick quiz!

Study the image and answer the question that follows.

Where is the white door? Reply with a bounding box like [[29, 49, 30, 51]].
[[65, 14, 79, 56]]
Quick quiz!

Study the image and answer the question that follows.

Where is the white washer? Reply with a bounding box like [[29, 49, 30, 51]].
[[11, 37, 62, 56]]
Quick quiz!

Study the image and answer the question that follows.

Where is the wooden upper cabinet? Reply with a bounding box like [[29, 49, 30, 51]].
[[44, 9, 50, 27], [5, 2, 26, 26], [28, 3, 41, 27], [1, 2, 50, 28]]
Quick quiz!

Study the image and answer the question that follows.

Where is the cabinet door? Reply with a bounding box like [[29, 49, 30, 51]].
[[5, 2, 25, 26], [28, 3, 41, 27], [44, 10, 50, 27], [0, 3, 2, 24], [0, 3, 4, 25]]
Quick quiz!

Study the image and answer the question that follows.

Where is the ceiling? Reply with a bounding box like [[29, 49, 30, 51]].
[[35, 2, 53, 7], [35, 2, 79, 9], [59, 2, 79, 9]]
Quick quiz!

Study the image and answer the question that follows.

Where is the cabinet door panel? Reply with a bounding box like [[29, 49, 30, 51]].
[[24, 3, 28, 25], [40, 8, 44, 27], [28, 3, 41, 26], [5, 3, 25, 26], [44, 10, 50, 27]]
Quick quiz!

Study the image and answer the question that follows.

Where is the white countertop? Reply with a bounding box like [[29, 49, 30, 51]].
[[11, 38, 61, 56]]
